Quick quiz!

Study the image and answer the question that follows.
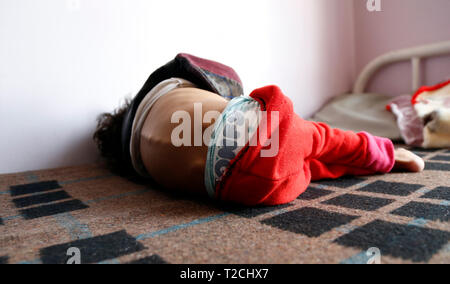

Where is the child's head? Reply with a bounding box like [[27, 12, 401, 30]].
[[93, 100, 131, 176]]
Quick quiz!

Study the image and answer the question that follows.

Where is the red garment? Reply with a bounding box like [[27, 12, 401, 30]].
[[411, 79, 450, 105], [216, 85, 395, 206]]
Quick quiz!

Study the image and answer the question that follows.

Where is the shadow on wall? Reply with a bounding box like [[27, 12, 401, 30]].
[[50, 129, 101, 170], [36, 129, 101, 174]]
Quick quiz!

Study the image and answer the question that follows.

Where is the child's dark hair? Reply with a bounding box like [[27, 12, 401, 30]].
[[93, 100, 131, 176]]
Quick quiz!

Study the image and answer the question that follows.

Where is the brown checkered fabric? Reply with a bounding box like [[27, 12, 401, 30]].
[[0, 147, 449, 264]]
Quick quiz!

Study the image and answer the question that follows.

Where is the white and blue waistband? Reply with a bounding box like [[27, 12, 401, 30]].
[[204, 96, 262, 198]]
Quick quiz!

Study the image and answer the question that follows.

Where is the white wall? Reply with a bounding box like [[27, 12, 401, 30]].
[[0, 0, 355, 174]]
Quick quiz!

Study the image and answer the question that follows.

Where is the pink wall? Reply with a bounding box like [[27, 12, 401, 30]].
[[353, 0, 450, 96], [266, 0, 356, 118]]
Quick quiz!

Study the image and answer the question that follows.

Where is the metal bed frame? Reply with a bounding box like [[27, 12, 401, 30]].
[[353, 40, 450, 94]]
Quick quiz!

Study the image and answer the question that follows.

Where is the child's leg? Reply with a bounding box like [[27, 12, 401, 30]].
[[302, 120, 395, 180], [218, 85, 421, 206]]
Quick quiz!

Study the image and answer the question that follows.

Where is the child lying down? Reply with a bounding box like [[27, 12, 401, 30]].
[[94, 54, 424, 206]]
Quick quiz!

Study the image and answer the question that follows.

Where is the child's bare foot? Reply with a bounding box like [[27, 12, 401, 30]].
[[393, 148, 425, 172]]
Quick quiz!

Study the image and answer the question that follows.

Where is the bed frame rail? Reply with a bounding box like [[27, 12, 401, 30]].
[[353, 40, 450, 94]]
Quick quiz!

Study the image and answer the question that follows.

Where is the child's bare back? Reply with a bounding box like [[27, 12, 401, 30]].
[[134, 87, 424, 200]]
